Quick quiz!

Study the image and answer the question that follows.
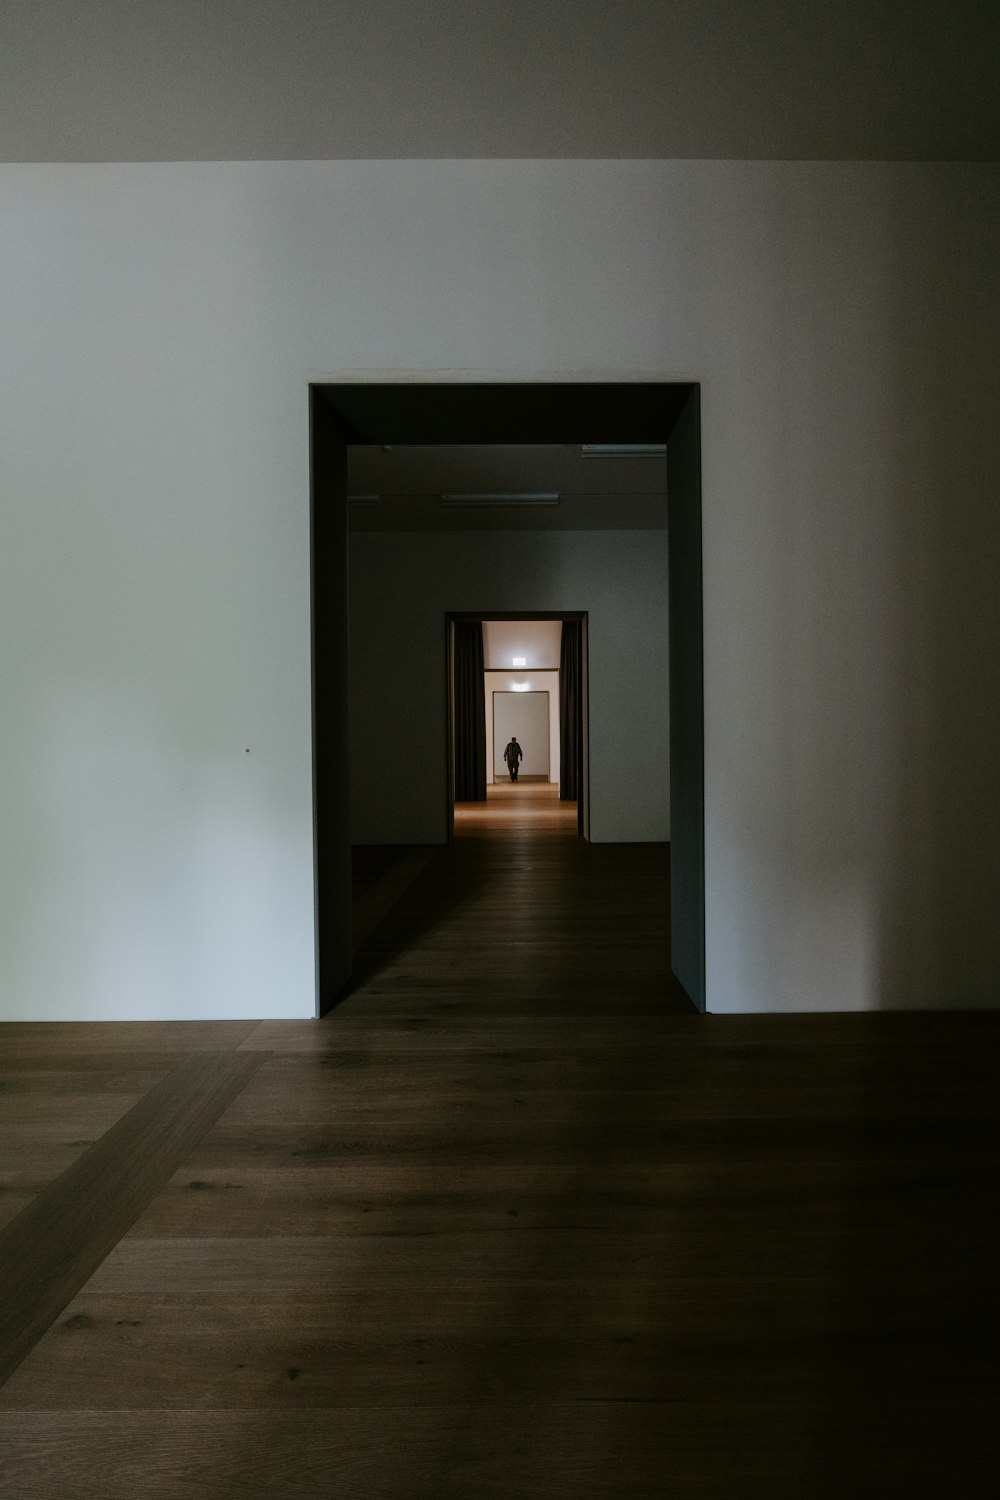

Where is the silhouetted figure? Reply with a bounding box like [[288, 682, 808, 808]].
[[503, 736, 523, 782]]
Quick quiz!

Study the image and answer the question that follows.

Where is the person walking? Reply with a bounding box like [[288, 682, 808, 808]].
[[503, 735, 523, 782]]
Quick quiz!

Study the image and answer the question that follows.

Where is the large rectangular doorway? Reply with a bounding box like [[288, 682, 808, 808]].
[[311, 382, 704, 1011]]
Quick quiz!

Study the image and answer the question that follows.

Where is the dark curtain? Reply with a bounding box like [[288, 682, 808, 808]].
[[454, 621, 487, 801], [559, 619, 581, 801]]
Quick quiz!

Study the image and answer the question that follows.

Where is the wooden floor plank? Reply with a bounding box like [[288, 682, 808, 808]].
[[85, 1217, 1000, 1291], [0, 1409, 469, 1500], [4, 1277, 993, 1410], [0, 1051, 267, 1387], [0, 1070, 176, 1221], [0, 1022, 261, 1060], [121, 1155, 991, 1238], [1, 1401, 996, 1499]]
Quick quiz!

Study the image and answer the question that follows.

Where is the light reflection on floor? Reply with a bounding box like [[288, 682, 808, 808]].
[[454, 782, 578, 838]]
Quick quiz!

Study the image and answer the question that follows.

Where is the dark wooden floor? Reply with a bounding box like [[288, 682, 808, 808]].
[[1, 792, 998, 1496]]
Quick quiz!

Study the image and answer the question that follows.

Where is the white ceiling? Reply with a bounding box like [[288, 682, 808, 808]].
[[2, 0, 998, 161], [346, 445, 667, 531]]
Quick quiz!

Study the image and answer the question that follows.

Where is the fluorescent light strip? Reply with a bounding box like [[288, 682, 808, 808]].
[[440, 492, 560, 506], [580, 444, 666, 458]]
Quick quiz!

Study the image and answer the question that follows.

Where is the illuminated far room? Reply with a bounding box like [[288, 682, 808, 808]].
[[483, 619, 562, 786]]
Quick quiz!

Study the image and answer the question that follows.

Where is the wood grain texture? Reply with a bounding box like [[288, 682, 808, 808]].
[[0, 1402, 996, 1499], [0, 1022, 261, 1058], [0, 1050, 266, 1387], [0, 1059, 178, 1231], [4, 1269, 993, 1410], [454, 782, 579, 837], [123, 1154, 990, 1238]]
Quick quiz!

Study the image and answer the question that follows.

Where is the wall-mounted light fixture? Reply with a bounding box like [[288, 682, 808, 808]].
[[511, 683, 530, 692]]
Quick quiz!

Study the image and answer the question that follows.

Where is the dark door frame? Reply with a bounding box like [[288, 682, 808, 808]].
[[310, 381, 705, 1012], [445, 610, 590, 840]]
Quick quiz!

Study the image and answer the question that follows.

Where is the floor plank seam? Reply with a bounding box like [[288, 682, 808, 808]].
[[0, 1049, 271, 1389]]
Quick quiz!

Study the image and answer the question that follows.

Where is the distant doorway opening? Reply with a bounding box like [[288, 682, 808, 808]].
[[492, 692, 549, 782], [447, 611, 589, 839]]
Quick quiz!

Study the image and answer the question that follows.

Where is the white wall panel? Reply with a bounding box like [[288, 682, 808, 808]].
[[1, 161, 998, 1015]]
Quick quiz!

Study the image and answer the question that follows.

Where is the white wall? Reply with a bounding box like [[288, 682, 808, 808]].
[[2, 161, 999, 1016], [485, 670, 560, 783], [349, 530, 668, 843]]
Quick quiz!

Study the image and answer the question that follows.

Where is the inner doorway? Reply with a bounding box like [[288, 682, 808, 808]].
[[311, 381, 705, 1011], [492, 693, 549, 783], [447, 611, 590, 840]]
